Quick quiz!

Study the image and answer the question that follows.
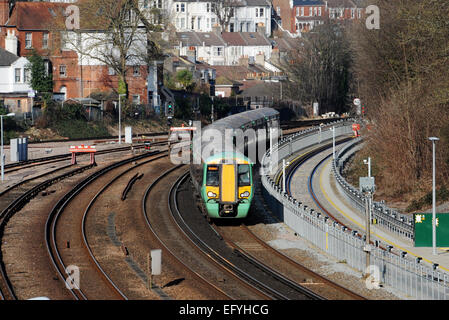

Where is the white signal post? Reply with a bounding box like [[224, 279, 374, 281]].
[[331, 126, 336, 159], [118, 94, 126, 144], [282, 159, 290, 193], [363, 157, 371, 177]]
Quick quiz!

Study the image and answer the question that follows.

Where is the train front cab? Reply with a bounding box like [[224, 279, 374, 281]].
[[202, 157, 253, 219]]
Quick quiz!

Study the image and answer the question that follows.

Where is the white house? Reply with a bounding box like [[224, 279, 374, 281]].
[[0, 47, 33, 114], [176, 31, 273, 66], [170, 0, 272, 36]]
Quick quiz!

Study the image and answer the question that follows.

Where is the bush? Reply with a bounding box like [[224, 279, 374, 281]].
[[53, 119, 109, 139]]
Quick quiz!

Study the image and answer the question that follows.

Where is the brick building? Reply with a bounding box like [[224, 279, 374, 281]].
[[272, 0, 364, 35], [0, 1, 151, 106]]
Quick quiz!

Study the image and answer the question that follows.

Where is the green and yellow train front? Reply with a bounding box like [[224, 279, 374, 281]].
[[201, 154, 253, 219]]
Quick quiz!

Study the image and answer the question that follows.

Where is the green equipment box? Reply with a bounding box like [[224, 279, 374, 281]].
[[414, 213, 449, 247]]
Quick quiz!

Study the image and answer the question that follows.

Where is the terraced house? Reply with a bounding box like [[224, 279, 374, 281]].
[[272, 0, 365, 35], [170, 0, 272, 36]]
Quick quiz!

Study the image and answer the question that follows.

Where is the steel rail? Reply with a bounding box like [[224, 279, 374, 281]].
[[45, 151, 163, 300], [170, 172, 293, 300], [142, 166, 234, 300], [0, 164, 95, 300], [238, 224, 366, 300], [80, 152, 169, 300]]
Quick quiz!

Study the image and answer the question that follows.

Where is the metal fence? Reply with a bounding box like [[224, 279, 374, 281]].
[[333, 139, 415, 240], [261, 122, 449, 299]]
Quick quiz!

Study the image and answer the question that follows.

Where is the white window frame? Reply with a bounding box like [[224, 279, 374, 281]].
[[42, 32, 49, 49], [15, 68, 21, 83], [59, 65, 67, 78], [25, 33, 32, 49]]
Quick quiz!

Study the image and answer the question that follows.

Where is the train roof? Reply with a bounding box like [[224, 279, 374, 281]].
[[205, 151, 252, 165], [193, 108, 279, 163], [207, 108, 279, 131]]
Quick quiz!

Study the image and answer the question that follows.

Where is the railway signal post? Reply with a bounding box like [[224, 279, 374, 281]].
[[360, 176, 376, 276]]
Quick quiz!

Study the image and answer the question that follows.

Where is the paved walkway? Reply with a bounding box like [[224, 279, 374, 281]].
[[287, 140, 449, 273], [316, 156, 449, 272]]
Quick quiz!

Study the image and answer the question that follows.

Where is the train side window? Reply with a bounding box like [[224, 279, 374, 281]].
[[206, 165, 220, 186], [238, 165, 251, 186]]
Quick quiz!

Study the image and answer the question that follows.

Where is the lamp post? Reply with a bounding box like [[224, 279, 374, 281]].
[[118, 94, 126, 144], [429, 137, 439, 256], [1, 113, 16, 182]]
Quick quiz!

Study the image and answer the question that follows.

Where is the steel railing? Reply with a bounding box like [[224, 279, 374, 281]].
[[332, 139, 415, 240], [260, 121, 449, 300]]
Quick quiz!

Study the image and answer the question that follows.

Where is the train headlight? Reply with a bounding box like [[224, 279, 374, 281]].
[[207, 191, 217, 198], [240, 191, 250, 198]]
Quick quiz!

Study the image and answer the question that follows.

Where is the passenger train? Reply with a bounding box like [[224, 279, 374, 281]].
[[190, 108, 280, 220]]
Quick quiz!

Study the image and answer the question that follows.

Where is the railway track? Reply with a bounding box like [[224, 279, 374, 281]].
[[45, 150, 168, 300], [143, 166, 254, 300], [171, 172, 325, 300], [0, 163, 95, 300], [3, 141, 167, 175], [214, 223, 365, 300], [0, 141, 170, 300]]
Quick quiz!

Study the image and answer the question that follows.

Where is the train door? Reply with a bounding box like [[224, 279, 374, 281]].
[[220, 164, 237, 203]]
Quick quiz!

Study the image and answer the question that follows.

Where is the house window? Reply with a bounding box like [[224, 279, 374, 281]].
[[213, 47, 223, 56], [181, 3, 185, 12], [259, 8, 264, 17], [318, 7, 322, 16], [309, 7, 313, 16], [176, 3, 179, 12], [301, 7, 304, 16], [351, 8, 355, 19], [108, 67, 116, 75], [133, 66, 140, 77], [277, 6, 280, 16], [15, 68, 21, 83], [132, 95, 140, 105], [255, 8, 258, 17], [42, 32, 49, 49], [25, 33, 32, 49], [44, 61, 50, 76], [206, 3, 210, 12], [59, 65, 67, 77], [24, 69, 31, 83]]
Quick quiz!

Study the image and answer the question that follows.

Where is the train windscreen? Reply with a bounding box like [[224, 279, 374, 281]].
[[206, 165, 220, 186], [238, 165, 251, 186]]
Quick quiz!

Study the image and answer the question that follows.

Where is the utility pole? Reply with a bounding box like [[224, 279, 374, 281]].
[[211, 96, 215, 123], [429, 137, 439, 255]]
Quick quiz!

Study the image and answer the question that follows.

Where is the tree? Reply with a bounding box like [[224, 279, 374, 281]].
[[211, 0, 240, 32], [26, 50, 53, 101], [175, 69, 193, 90], [349, 0, 449, 198], [285, 21, 352, 114], [51, 0, 167, 109]]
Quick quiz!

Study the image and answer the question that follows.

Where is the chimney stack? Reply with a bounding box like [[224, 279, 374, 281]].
[[5, 29, 18, 56]]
